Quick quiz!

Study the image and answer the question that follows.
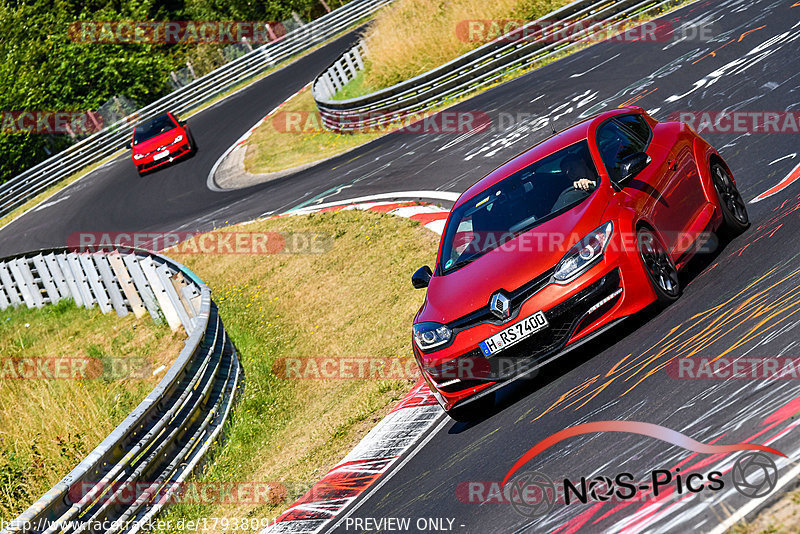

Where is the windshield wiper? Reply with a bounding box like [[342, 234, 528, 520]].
[[449, 256, 479, 271]]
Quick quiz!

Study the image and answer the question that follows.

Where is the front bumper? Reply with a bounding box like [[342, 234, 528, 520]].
[[415, 243, 658, 412], [134, 143, 192, 172], [419, 267, 620, 400]]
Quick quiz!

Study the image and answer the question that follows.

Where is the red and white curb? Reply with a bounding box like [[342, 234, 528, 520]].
[[285, 199, 451, 235], [259, 198, 451, 534], [262, 381, 442, 533], [751, 160, 800, 203]]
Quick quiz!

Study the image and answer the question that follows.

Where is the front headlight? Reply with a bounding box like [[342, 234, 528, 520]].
[[133, 154, 145, 160], [413, 322, 452, 351], [173, 135, 184, 143], [554, 221, 614, 283]]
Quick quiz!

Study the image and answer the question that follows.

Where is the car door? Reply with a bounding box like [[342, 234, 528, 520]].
[[648, 124, 707, 254], [596, 114, 680, 252]]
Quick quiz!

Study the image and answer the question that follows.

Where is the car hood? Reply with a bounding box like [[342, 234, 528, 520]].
[[418, 193, 609, 324], [133, 128, 181, 153]]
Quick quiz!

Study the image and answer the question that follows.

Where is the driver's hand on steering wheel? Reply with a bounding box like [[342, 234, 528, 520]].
[[573, 178, 596, 191]]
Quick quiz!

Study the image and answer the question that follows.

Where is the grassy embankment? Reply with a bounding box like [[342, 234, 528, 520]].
[[0, 301, 184, 520], [242, 0, 574, 176], [155, 209, 438, 531], [351, 0, 573, 94]]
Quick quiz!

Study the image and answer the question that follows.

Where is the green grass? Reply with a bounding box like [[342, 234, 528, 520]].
[[334, 0, 696, 100], [331, 71, 370, 101], [247, 2, 697, 178], [346, 0, 574, 95], [155, 209, 439, 529], [0, 299, 184, 520], [0, 14, 379, 230]]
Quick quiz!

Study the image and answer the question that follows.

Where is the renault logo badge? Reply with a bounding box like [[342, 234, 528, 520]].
[[490, 292, 511, 320]]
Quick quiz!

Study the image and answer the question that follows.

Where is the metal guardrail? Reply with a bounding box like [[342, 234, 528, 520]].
[[0, 0, 394, 219], [313, 0, 683, 132], [0, 247, 240, 534]]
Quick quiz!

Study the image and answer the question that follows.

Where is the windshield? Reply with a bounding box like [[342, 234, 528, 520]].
[[440, 140, 599, 273], [133, 114, 177, 144]]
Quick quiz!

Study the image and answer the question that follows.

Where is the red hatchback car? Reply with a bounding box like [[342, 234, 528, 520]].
[[411, 107, 749, 418], [130, 112, 194, 175]]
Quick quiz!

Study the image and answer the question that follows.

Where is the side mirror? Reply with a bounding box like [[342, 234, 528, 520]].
[[125, 142, 132, 149], [618, 152, 651, 186], [411, 265, 433, 289]]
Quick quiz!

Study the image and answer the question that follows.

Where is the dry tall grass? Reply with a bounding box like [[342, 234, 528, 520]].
[[360, 0, 572, 91], [0, 302, 184, 520], [157, 210, 439, 531]]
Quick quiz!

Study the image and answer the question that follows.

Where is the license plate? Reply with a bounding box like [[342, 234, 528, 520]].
[[153, 149, 170, 160], [478, 311, 548, 356]]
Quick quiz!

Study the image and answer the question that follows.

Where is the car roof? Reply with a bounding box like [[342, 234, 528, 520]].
[[453, 107, 640, 209]]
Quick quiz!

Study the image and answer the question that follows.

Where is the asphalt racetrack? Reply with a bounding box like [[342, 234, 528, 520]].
[[4, 0, 800, 532]]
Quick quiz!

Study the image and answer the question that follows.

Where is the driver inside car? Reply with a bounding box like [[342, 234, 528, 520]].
[[551, 151, 598, 212]]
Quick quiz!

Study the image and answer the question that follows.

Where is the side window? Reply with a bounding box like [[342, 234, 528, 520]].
[[615, 114, 652, 144], [596, 115, 649, 181]]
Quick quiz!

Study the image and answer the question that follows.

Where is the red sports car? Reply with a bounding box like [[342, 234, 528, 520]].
[[130, 112, 195, 175], [411, 106, 749, 419]]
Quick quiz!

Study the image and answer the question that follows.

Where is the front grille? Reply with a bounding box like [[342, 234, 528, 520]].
[[430, 269, 621, 392], [448, 266, 556, 330]]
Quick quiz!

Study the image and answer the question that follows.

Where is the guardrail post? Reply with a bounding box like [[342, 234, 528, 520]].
[[344, 51, 357, 77], [42, 253, 70, 301], [0, 283, 8, 310], [31, 254, 61, 305], [155, 263, 193, 332], [93, 253, 129, 317], [333, 60, 349, 88], [56, 253, 85, 307], [78, 254, 112, 313], [139, 256, 182, 331], [8, 259, 38, 308], [108, 252, 146, 318], [122, 254, 163, 323], [0, 262, 21, 306], [353, 45, 365, 69], [17, 258, 45, 308], [66, 253, 97, 308]]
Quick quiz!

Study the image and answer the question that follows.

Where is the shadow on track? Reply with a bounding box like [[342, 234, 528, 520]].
[[447, 231, 743, 433]]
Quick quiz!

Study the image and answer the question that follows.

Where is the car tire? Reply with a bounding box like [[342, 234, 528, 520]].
[[445, 391, 496, 422], [637, 227, 681, 305], [711, 163, 749, 238], [188, 130, 198, 155]]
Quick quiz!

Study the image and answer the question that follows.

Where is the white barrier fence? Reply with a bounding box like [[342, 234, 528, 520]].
[[0, 247, 240, 534]]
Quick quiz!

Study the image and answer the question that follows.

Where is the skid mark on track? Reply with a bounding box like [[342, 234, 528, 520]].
[[531, 255, 800, 424], [528, 186, 800, 429], [502, 194, 800, 531], [463, 90, 599, 161], [751, 161, 800, 203], [667, 21, 800, 105]]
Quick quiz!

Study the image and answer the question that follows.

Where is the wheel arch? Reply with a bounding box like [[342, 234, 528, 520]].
[[709, 153, 733, 180], [693, 137, 731, 206], [634, 218, 676, 263]]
